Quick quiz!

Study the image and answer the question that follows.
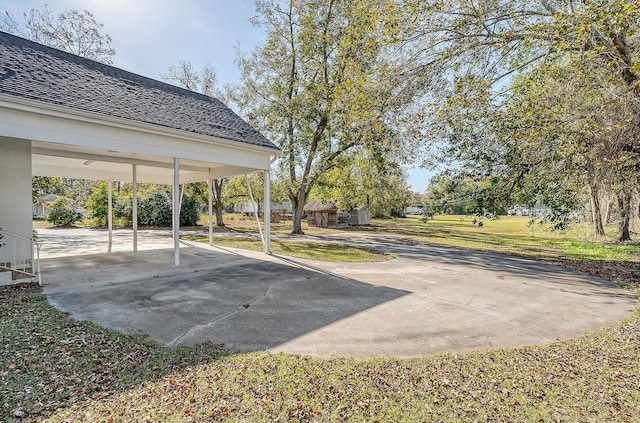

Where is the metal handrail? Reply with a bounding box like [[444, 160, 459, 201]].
[[0, 229, 41, 285]]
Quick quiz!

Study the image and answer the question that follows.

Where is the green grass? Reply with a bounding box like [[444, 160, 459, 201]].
[[200, 214, 639, 264], [354, 215, 639, 262], [183, 235, 391, 262]]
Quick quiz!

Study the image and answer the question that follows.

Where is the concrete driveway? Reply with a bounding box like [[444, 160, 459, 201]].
[[39, 228, 637, 358]]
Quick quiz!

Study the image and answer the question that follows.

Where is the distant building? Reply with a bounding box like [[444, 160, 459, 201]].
[[32, 194, 59, 218], [508, 204, 550, 217], [304, 200, 338, 228], [350, 206, 370, 226], [234, 201, 260, 215]]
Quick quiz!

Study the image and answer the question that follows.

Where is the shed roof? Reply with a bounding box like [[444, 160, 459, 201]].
[[0, 31, 277, 151], [303, 199, 338, 212]]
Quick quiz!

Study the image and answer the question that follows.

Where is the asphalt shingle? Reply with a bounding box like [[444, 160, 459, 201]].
[[0, 31, 278, 151]]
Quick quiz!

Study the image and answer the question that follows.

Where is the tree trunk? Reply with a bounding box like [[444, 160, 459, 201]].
[[214, 205, 224, 227], [616, 189, 632, 242], [291, 188, 307, 235], [587, 180, 605, 236], [213, 179, 225, 226], [604, 198, 613, 224]]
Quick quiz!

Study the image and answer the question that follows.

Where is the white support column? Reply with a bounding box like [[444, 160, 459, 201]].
[[173, 158, 180, 266], [108, 179, 113, 253], [132, 164, 138, 252], [207, 179, 213, 246], [179, 184, 185, 215], [264, 168, 271, 254]]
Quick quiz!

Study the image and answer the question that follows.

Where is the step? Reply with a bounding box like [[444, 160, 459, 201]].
[[0, 270, 12, 286]]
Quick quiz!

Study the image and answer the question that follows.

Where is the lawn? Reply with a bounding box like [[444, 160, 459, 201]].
[[5, 214, 638, 421], [326, 215, 639, 289], [358, 215, 640, 264], [199, 214, 640, 287], [183, 234, 391, 262]]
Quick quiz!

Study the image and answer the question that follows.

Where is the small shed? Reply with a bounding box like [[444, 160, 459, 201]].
[[350, 206, 370, 226], [304, 200, 338, 228]]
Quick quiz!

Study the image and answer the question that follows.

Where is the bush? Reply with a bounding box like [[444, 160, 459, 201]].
[[138, 188, 173, 226], [114, 195, 133, 226], [85, 184, 201, 228], [47, 197, 82, 226], [85, 183, 133, 227], [179, 195, 200, 226], [85, 183, 109, 226], [137, 187, 200, 227]]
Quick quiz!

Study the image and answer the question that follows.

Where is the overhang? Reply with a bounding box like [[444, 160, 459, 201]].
[[0, 95, 275, 183]]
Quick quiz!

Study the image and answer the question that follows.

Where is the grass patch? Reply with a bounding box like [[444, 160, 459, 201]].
[[46, 310, 640, 422], [356, 215, 638, 260], [0, 284, 229, 422], [184, 235, 391, 262], [350, 215, 640, 288]]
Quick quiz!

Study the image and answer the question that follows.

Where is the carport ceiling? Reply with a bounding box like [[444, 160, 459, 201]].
[[31, 141, 260, 185]]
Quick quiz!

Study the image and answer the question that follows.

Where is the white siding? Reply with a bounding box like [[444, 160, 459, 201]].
[[0, 137, 32, 266], [0, 137, 32, 238]]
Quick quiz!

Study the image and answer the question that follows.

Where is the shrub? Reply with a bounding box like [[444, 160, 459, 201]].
[[138, 187, 201, 227], [85, 183, 109, 226], [138, 188, 173, 227], [114, 195, 133, 226], [47, 197, 82, 226], [180, 195, 200, 226], [85, 183, 133, 227]]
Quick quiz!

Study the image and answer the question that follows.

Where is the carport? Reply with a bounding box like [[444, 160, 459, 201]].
[[0, 31, 279, 280]]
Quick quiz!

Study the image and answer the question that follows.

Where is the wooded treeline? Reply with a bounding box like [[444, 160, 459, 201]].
[[406, 0, 640, 240]]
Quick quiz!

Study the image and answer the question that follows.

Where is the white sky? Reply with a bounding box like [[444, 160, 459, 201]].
[[0, 0, 433, 192]]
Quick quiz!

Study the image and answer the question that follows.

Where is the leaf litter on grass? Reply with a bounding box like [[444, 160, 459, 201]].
[[0, 283, 229, 422], [46, 311, 640, 422]]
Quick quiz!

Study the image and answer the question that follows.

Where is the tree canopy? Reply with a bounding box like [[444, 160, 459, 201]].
[[0, 5, 115, 63], [409, 0, 640, 240], [233, 0, 422, 233]]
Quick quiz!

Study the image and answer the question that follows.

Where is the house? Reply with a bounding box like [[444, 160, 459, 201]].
[[0, 31, 280, 282], [271, 201, 292, 212], [32, 194, 59, 218], [303, 200, 338, 228]]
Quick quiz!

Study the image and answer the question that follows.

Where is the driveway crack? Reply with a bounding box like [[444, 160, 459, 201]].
[[167, 282, 277, 347]]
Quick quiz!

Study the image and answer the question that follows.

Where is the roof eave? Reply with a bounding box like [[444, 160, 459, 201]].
[[0, 94, 281, 156]]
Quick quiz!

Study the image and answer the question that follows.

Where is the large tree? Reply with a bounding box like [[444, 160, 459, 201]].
[[410, 0, 640, 240], [233, 0, 421, 234], [311, 150, 413, 217], [0, 5, 115, 63], [163, 61, 222, 98]]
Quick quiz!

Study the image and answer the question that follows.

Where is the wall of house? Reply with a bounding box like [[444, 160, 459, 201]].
[[0, 137, 32, 239]]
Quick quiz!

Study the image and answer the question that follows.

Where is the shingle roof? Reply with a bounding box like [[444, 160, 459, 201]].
[[0, 31, 278, 151]]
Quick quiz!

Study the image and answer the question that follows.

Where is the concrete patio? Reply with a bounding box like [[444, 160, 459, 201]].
[[38, 228, 638, 358]]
